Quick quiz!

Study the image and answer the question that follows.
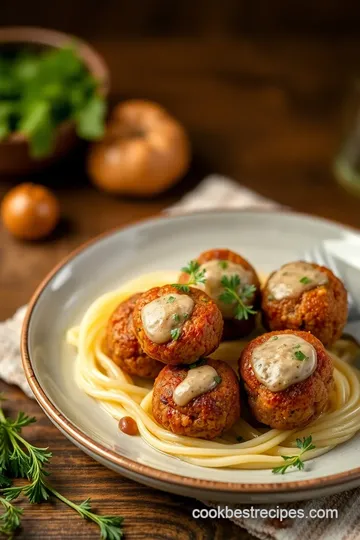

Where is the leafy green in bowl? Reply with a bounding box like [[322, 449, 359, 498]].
[[0, 46, 107, 158]]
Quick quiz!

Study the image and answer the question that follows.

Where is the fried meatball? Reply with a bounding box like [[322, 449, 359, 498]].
[[262, 261, 348, 347], [239, 330, 334, 430], [179, 248, 261, 340], [133, 285, 223, 365], [152, 358, 240, 439], [107, 293, 162, 378]]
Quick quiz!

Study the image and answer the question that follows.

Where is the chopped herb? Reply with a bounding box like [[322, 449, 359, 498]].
[[173, 313, 180, 323], [271, 336, 279, 341], [170, 328, 181, 341], [236, 436, 244, 443], [214, 376, 222, 385], [293, 344, 301, 349], [172, 260, 206, 292], [183, 313, 189, 320], [189, 358, 206, 369], [219, 275, 257, 320], [300, 276, 312, 285], [218, 260, 228, 270], [272, 436, 315, 474], [294, 350, 307, 361], [167, 296, 176, 303]]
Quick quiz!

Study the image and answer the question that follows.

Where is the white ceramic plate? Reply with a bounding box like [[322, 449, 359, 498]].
[[22, 210, 360, 503]]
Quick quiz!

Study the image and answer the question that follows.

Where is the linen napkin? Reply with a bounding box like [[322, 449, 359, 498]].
[[1, 174, 359, 540]]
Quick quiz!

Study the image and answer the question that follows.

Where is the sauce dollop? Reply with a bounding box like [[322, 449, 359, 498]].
[[119, 416, 138, 435], [267, 261, 328, 301], [141, 293, 194, 344], [251, 334, 317, 392], [173, 364, 220, 406], [197, 259, 254, 318]]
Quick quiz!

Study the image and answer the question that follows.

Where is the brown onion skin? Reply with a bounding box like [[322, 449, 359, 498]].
[[239, 330, 334, 430], [1, 183, 59, 240], [261, 262, 348, 347], [132, 284, 223, 365], [87, 100, 191, 197]]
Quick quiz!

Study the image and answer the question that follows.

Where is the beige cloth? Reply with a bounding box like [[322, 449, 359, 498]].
[[0, 175, 357, 539]]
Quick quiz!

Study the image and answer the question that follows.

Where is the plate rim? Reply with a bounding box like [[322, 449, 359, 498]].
[[21, 208, 360, 495]]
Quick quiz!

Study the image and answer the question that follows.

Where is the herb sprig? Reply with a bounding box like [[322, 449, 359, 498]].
[[0, 396, 124, 539], [272, 436, 315, 474], [173, 261, 206, 293], [219, 275, 257, 320]]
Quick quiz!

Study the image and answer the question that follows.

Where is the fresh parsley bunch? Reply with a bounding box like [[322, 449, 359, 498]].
[[0, 395, 123, 539], [0, 46, 106, 158]]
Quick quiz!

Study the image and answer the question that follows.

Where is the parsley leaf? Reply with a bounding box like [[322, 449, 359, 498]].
[[294, 350, 307, 361], [170, 328, 181, 341], [219, 275, 257, 320], [272, 436, 315, 474], [300, 276, 312, 285], [214, 376, 222, 385], [218, 260, 228, 270], [173, 260, 207, 292]]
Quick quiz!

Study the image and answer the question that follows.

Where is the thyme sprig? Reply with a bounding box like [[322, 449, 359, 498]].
[[0, 396, 124, 539]]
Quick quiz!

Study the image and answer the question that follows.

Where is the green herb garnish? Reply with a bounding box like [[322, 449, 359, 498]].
[[0, 397, 124, 539], [214, 375, 222, 385], [172, 261, 206, 293], [219, 275, 257, 320], [170, 328, 181, 341], [167, 296, 176, 303], [294, 350, 307, 361], [272, 436, 315, 474], [189, 358, 206, 369], [271, 336, 279, 341], [0, 47, 106, 158], [172, 314, 180, 323], [218, 260, 228, 270], [183, 313, 189, 320], [299, 276, 312, 285]]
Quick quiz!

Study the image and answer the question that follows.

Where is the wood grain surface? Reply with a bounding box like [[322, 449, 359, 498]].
[[2, 4, 360, 537]]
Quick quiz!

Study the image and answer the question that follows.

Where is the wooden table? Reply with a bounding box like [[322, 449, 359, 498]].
[[1, 35, 360, 539]]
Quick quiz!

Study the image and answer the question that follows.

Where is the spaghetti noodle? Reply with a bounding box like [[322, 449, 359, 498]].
[[67, 271, 360, 470]]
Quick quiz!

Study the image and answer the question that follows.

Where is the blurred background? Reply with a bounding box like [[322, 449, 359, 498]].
[[2, 0, 360, 312]]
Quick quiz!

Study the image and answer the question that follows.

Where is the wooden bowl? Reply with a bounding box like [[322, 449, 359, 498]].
[[0, 27, 110, 175]]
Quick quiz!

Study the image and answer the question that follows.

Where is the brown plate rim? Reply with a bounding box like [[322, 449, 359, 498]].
[[21, 208, 360, 495]]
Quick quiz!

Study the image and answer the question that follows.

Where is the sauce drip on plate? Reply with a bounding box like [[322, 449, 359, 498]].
[[251, 334, 317, 392]]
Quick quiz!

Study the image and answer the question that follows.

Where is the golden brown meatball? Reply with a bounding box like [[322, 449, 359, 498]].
[[262, 261, 348, 347], [152, 358, 240, 439], [179, 248, 261, 340], [239, 330, 334, 430], [133, 285, 223, 365], [107, 293, 162, 378]]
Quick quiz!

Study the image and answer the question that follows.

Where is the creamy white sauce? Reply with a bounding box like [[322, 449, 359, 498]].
[[251, 334, 317, 391], [141, 293, 194, 344], [173, 365, 219, 406], [197, 259, 254, 318], [267, 261, 328, 301]]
